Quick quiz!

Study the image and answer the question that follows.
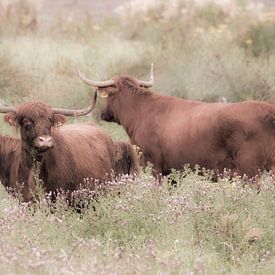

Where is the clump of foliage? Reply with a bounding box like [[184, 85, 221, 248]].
[[0, 169, 274, 274], [0, 0, 38, 35], [241, 21, 275, 57]]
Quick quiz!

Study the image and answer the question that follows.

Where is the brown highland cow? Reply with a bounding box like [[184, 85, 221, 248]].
[[77, 65, 275, 181]]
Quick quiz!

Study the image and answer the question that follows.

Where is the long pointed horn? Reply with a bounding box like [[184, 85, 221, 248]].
[[77, 68, 115, 87], [52, 91, 97, 116], [137, 63, 154, 88], [0, 106, 16, 113]]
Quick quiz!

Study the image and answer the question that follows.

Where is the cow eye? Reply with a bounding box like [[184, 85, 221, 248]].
[[22, 119, 33, 129]]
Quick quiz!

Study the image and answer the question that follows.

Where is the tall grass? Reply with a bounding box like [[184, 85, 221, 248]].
[[0, 170, 274, 274]]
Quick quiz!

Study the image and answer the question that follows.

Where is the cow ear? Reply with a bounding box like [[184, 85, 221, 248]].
[[4, 112, 17, 127], [98, 89, 109, 98], [53, 114, 66, 127]]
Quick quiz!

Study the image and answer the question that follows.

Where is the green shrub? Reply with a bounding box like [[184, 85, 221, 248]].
[[241, 22, 275, 57], [195, 2, 226, 28]]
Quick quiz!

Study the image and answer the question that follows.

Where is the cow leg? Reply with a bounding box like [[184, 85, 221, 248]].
[[270, 156, 275, 178], [24, 172, 37, 202], [235, 159, 259, 179], [152, 169, 163, 185], [141, 154, 163, 183], [14, 163, 37, 202], [233, 144, 263, 188]]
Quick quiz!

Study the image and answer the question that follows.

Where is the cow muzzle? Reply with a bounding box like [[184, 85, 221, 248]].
[[33, 135, 53, 152]]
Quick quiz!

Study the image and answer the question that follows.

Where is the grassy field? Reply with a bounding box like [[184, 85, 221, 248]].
[[0, 171, 274, 274], [0, 0, 274, 274]]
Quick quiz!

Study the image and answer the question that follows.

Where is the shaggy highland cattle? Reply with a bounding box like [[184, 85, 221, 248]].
[[113, 141, 138, 176], [0, 93, 136, 202], [77, 65, 275, 180]]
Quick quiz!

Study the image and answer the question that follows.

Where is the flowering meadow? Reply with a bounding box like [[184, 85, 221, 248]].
[[0, 170, 274, 274]]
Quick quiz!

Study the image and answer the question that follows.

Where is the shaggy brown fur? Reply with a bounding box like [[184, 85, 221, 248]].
[[100, 76, 275, 179], [38, 123, 116, 194], [0, 135, 20, 188], [2, 101, 133, 202], [113, 141, 139, 176]]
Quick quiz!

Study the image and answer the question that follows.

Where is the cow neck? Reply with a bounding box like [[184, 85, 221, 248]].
[[21, 143, 38, 168], [13, 143, 36, 191], [116, 90, 154, 138], [40, 130, 67, 169]]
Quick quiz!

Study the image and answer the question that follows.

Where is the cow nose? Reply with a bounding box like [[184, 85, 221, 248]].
[[34, 135, 53, 148]]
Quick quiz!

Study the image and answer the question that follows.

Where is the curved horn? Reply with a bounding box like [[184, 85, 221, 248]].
[[52, 91, 97, 116], [77, 68, 115, 87], [0, 106, 16, 113], [136, 63, 154, 88]]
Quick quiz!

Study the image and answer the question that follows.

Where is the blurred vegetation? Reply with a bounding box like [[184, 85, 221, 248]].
[[0, 0, 275, 124]]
